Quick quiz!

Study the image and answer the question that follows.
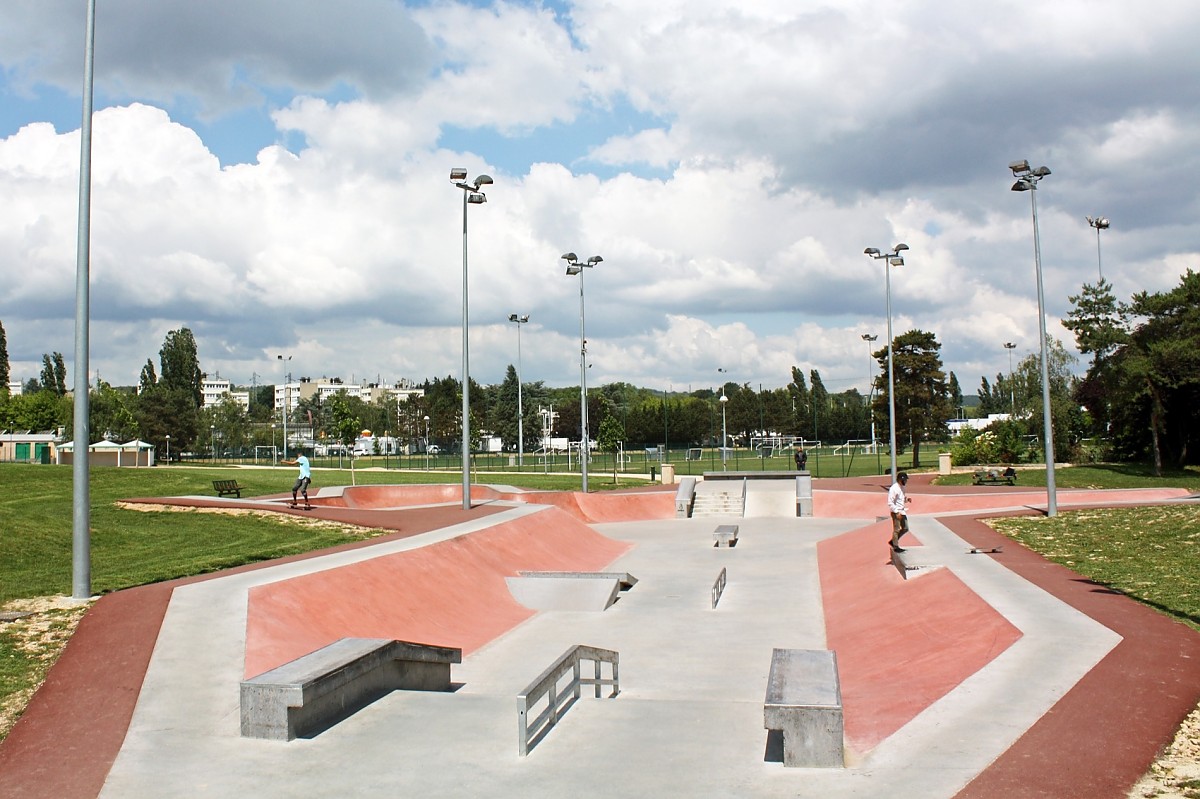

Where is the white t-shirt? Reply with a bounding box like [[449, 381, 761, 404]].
[[887, 480, 907, 515]]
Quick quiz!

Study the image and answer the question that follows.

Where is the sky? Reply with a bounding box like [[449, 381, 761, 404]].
[[2, 0, 1198, 402]]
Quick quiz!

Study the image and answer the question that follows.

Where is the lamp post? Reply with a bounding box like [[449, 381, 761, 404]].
[[1086, 215, 1109, 281], [508, 313, 530, 467], [861, 333, 878, 447], [719, 392, 729, 471], [210, 425, 216, 463], [276, 354, 291, 460], [562, 253, 602, 492], [164, 434, 170, 465], [450, 169, 492, 509], [1003, 342, 1017, 414], [424, 415, 430, 471], [864, 244, 909, 478], [1011, 159, 1057, 517]]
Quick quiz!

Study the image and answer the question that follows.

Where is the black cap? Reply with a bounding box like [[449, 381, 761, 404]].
[[897, 472, 909, 482]]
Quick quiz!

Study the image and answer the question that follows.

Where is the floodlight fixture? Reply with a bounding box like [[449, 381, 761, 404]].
[[1087, 215, 1111, 279]]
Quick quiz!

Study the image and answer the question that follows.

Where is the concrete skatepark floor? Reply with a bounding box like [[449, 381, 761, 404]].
[[1, 477, 1198, 798]]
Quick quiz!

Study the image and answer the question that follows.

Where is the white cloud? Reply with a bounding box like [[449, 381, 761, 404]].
[[1, 0, 1199, 402]]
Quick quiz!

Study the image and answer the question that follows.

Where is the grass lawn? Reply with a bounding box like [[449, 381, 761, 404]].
[[985, 504, 1200, 633], [935, 462, 1200, 491]]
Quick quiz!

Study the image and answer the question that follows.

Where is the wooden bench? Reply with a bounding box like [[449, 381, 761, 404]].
[[240, 637, 461, 741], [972, 467, 1017, 486], [764, 648, 844, 768], [713, 524, 739, 547], [212, 479, 244, 497]]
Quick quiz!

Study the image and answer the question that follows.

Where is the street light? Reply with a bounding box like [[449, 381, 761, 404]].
[[562, 252, 602, 492], [1086, 215, 1110, 281], [424, 415, 430, 471], [719, 392, 729, 471], [1003, 342, 1017, 414], [164, 434, 170, 465], [864, 243, 909, 478], [210, 424, 216, 463], [861, 334, 878, 447], [277, 354, 291, 461], [451, 168, 493, 509], [508, 313, 530, 467], [1011, 159, 1058, 517]]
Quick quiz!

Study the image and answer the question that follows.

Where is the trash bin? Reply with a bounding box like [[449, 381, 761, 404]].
[[650, 466, 657, 480], [661, 464, 676, 484]]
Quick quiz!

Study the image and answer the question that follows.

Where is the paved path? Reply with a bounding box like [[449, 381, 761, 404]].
[[1, 480, 1197, 798]]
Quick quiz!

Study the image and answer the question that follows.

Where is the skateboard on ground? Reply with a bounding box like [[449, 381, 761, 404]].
[[288, 502, 313, 510], [968, 546, 1003, 554]]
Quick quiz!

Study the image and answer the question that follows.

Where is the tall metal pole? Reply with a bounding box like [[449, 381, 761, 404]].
[[517, 320, 524, 467], [1012, 161, 1057, 516], [862, 334, 878, 448], [1004, 342, 1016, 414], [577, 267, 589, 492], [461, 189, 471, 508], [451, 171, 491, 509], [72, 0, 98, 600], [885, 262, 898, 479], [1029, 186, 1058, 516]]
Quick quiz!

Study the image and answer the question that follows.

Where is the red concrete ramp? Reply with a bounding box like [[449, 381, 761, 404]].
[[302, 483, 675, 523], [243, 506, 632, 678], [819, 521, 1022, 755]]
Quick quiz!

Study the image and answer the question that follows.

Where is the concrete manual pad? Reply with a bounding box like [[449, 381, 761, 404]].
[[505, 574, 622, 611]]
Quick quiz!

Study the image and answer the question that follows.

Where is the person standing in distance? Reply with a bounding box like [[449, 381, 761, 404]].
[[888, 472, 910, 552], [282, 452, 311, 507]]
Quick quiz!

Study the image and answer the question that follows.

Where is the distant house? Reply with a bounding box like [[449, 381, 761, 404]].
[[0, 431, 59, 464], [947, 413, 1012, 435], [57, 439, 156, 467]]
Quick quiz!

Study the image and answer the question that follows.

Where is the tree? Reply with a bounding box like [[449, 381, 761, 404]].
[[327, 391, 362, 484], [597, 414, 624, 483], [39, 353, 67, 396], [1110, 270, 1200, 470], [159, 328, 203, 408], [1064, 279, 1128, 436], [0, 319, 9, 395], [89, 381, 139, 443], [873, 329, 952, 467], [948, 372, 963, 417], [138, 359, 158, 395], [134, 388, 199, 456]]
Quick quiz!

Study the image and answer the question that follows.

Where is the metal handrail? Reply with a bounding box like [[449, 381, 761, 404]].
[[517, 644, 619, 756], [712, 567, 727, 609]]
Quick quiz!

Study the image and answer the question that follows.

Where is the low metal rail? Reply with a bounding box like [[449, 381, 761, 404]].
[[517, 644, 619, 756], [712, 567, 727, 609]]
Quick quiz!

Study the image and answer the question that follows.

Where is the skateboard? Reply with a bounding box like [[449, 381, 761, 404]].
[[968, 546, 1003, 554], [288, 502, 313, 511]]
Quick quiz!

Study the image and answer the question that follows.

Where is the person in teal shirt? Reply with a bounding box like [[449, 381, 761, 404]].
[[282, 453, 311, 506]]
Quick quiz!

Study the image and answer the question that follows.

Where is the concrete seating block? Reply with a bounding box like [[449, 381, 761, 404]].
[[764, 648, 844, 768], [714, 524, 739, 547], [240, 637, 461, 741]]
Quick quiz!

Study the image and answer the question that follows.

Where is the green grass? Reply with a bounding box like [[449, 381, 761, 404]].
[[936, 463, 1200, 491], [0, 463, 650, 604], [987, 504, 1200, 633]]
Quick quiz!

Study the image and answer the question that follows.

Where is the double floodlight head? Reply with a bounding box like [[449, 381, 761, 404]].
[[508, 313, 530, 323], [1010, 159, 1050, 191], [562, 252, 602, 275], [450, 169, 493, 201], [1087, 215, 1110, 231], [865, 243, 909, 262], [862, 333, 878, 342]]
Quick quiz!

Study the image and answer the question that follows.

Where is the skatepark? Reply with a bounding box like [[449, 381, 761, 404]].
[[1, 474, 1198, 798]]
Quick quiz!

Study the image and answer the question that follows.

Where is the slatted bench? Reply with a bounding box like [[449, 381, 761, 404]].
[[714, 524, 739, 547], [973, 468, 1017, 486], [240, 637, 462, 741], [764, 648, 844, 768], [212, 479, 244, 497]]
